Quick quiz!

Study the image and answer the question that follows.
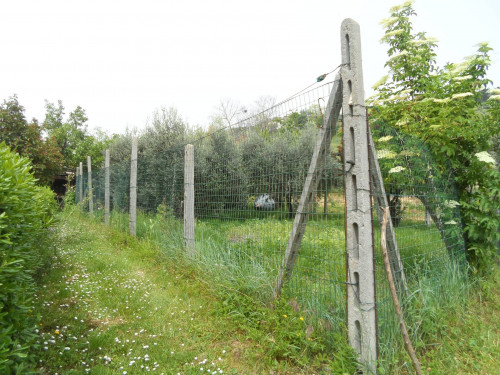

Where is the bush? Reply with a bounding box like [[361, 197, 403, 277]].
[[0, 142, 57, 372]]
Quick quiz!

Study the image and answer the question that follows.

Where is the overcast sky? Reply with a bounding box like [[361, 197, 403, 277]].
[[1, 0, 499, 135]]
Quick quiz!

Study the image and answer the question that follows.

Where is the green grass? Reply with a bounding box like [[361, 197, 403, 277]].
[[34, 207, 357, 374], [420, 269, 500, 374], [104, 203, 469, 373], [36, 202, 500, 374]]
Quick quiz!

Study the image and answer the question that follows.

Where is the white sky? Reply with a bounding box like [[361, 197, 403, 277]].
[[1, 0, 499, 135]]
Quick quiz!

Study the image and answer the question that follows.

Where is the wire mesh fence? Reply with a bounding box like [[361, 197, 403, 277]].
[[369, 117, 467, 364], [77, 84, 469, 369]]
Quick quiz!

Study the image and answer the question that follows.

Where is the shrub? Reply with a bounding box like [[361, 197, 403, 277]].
[[0, 142, 57, 372]]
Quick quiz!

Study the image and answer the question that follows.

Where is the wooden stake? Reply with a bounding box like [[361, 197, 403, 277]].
[[381, 207, 423, 375]]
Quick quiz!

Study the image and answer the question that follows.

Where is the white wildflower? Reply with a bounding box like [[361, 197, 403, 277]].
[[372, 75, 388, 90], [488, 88, 500, 95], [475, 151, 496, 165], [377, 149, 397, 159], [396, 117, 409, 126], [388, 95, 403, 101], [444, 200, 460, 209], [488, 95, 500, 101], [409, 36, 438, 46], [451, 92, 473, 99], [452, 75, 472, 81], [389, 166, 406, 174], [390, 1, 413, 13], [449, 63, 468, 75], [445, 220, 457, 225], [378, 135, 393, 142], [388, 50, 409, 61], [433, 98, 451, 104], [381, 29, 406, 42], [380, 17, 399, 28]]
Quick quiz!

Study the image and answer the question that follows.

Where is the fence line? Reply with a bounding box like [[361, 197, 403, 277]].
[[74, 18, 469, 374]]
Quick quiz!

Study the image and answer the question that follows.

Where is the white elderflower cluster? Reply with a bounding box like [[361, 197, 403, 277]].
[[389, 166, 406, 174], [475, 151, 496, 165]]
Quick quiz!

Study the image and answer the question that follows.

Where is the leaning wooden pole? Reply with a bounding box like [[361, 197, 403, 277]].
[[275, 75, 342, 298], [381, 208, 423, 375], [368, 127, 409, 298]]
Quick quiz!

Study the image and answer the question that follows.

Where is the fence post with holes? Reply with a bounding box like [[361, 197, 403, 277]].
[[341, 18, 378, 374]]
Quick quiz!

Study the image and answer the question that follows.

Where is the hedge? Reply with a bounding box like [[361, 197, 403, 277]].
[[0, 142, 57, 372]]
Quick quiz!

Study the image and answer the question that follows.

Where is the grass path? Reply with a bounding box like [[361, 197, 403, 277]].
[[34, 209, 355, 375], [35, 212, 241, 374]]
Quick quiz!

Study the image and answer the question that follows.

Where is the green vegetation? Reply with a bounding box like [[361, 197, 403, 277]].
[[35, 207, 357, 374], [0, 96, 63, 185], [2, 3, 498, 373], [34, 203, 500, 374], [370, 0, 500, 272], [0, 143, 58, 372], [0, 95, 111, 185], [44, 99, 111, 171]]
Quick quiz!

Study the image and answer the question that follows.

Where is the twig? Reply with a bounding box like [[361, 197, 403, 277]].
[[381, 207, 423, 375]]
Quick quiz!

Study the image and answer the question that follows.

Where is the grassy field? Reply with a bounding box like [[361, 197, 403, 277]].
[[34, 203, 500, 374], [34, 207, 356, 374]]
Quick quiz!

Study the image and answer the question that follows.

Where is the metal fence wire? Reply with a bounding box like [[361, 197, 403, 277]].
[[79, 83, 468, 368], [369, 117, 467, 364]]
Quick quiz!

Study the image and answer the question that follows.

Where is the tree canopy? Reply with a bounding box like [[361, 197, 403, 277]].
[[0, 95, 63, 185], [369, 1, 500, 271], [0, 95, 111, 185]]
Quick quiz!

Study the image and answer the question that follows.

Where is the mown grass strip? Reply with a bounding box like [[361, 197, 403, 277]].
[[34, 208, 356, 374]]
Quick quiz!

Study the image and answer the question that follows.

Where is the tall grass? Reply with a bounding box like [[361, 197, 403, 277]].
[[96, 207, 472, 373]]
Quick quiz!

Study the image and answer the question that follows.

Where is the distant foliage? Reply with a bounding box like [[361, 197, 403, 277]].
[[44, 99, 111, 171], [0, 95, 63, 185], [104, 106, 342, 220], [0, 143, 58, 372]]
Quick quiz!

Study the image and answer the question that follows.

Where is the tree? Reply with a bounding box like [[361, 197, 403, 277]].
[[212, 98, 247, 127], [44, 100, 110, 171], [370, 1, 500, 270], [0, 95, 63, 185]]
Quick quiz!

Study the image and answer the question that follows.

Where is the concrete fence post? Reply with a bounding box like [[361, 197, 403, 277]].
[[129, 137, 138, 236], [341, 18, 378, 374], [87, 156, 93, 214], [79, 161, 84, 204], [105, 149, 110, 225], [75, 166, 80, 204], [425, 208, 431, 227], [184, 144, 195, 256]]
